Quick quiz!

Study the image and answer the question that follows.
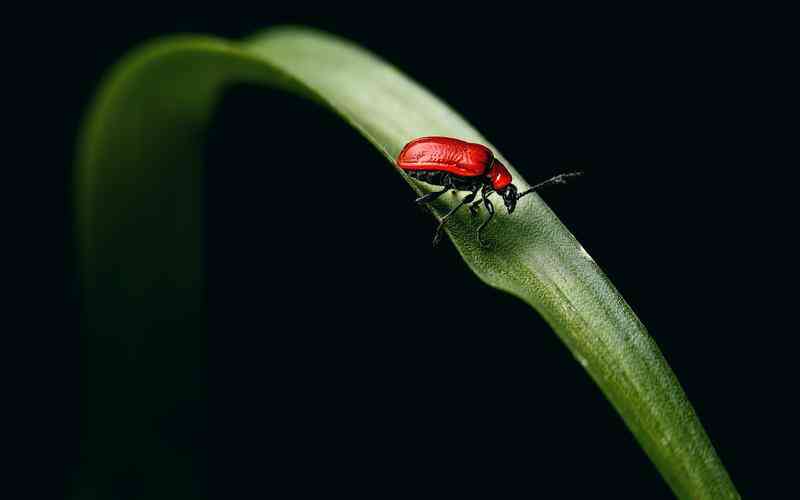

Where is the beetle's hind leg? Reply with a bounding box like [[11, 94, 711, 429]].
[[415, 186, 449, 205], [414, 174, 454, 205]]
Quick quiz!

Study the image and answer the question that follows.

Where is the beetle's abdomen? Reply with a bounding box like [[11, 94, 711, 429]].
[[397, 136, 492, 177]]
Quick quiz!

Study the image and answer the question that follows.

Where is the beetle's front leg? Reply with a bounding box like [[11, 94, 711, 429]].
[[476, 190, 496, 248], [469, 186, 492, 216], [469, 198, 482, 216], [432, 187, 479, 246]]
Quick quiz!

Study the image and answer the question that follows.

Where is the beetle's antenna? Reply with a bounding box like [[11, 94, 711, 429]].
[[516, 171, 584, 200]]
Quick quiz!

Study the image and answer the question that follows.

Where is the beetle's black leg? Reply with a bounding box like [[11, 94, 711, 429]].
[[432, 188, 478, 246], [476, 190, 496, 248], [469, 185, 492, 216], [469, 198, 482, 217], [415, 186, 449, 205], [414, 176, 455, 205]]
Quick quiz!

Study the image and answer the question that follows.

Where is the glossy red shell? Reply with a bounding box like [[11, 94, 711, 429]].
[[487, 159, 513, 191], [396, 136, 493, 177]]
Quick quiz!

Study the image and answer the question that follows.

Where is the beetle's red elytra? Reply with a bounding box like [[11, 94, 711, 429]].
[[396, 136, 581, 246]]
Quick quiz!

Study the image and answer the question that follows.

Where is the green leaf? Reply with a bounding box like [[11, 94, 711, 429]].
[[76, 26, 739, 499]]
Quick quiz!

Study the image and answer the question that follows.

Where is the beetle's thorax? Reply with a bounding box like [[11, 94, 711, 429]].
[[486, 159, 513, 191]]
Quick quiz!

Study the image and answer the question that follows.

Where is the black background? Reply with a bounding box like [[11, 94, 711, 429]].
[[39, 4, 793, 499]]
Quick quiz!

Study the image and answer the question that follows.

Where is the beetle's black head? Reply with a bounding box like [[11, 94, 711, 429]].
[[500, 184, 518, 213]]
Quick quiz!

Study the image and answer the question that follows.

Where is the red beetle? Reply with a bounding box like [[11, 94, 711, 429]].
[[397, 136, 581, 246]]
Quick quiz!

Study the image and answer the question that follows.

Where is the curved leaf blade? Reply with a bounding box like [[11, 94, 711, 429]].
[[77, 27, 738, 499]]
